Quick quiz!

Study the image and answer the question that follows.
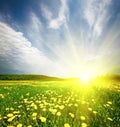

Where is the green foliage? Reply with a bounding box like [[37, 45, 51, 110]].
[[0, 74, 63, 81], [0, 80, 120, 127]]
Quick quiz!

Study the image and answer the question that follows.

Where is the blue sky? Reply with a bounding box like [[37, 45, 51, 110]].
[[0, 0, 120, 77]]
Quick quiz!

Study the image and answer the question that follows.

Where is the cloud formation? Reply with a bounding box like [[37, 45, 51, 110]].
[[0, 22, 60, 75], [83, 0, 112, 37], [41, 0, 68, 29]]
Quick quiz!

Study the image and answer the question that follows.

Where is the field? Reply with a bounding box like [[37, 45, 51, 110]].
[[0, 79, 120, 127]]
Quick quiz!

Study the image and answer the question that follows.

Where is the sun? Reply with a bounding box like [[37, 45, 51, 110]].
[[80, 74, 90, 82]]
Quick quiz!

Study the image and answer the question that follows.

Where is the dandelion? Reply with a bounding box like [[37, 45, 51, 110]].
[[51, 109, 57, 115], [93, 111, 97, 114], [64, 123, 71, 127], [10, 107, 14, 111], [59, 105, 64, 110], [68, 103, 72, 107], [74, 103, 78, 107], [80, 116, 86, 121], [17, 123, 22, 127], [40, 116, 46, 122], [6, 108, 9, 111], [13, 111, 20, 114], [107, 101, 112, 105], [88, 108, 92, 111], [32, 113, 37, 117], [0, 94, 4, 98], [107, 117, 113, 121], [69, 113, 74, 118], [7, 116, 15, 122], [7, 113, 14, 117], [81, 123, 87, 127], [42, 108, 46, 112], [7, 126, 14, 127], [56, 112, 61, 116], [28, 125, 32, 127]]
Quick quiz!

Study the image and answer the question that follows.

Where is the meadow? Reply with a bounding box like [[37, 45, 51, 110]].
[[0, 78, 120, 127]]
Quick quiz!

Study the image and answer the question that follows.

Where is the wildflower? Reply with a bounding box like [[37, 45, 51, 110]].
[[74, 103, 78, 107], [39, 116, 46, 122], [56, 112, 61, 116], [7, 116, 15, 122], [18, 105, 22, 108], [17, 123, 22, 127], [107, 117, 113, 121], [88, 108, 92, 111], [107, 101, 112, 105], [7, 113, 14, 117], [10, 107, 14, 111], [13, 111, 20, 114], [0, 94, 4, 98], [59, 105, 64, 110], [6, 108, 9, 111], [51, 109, 57, 115], [28, 125, 32, 127], [7, 126, 14, 127], [93, 111, 97, 114], [81, 123, 87, 127], [80, 116, 86, 121], [69, 113, 74, 118], [64, 123, 71, 127], [68, 104, 72, 107], [32, 113, 37, 117], [42, 108, 46, 112]]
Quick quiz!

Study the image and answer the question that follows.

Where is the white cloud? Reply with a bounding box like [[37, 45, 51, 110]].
[[41, 4, 53, 21], [41, 0, 69, 29], [83, 0, 112, 37], [0, 21, 60, 75]]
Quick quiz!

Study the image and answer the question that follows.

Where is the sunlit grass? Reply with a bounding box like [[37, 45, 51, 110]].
[[0, 79, 120, 127]]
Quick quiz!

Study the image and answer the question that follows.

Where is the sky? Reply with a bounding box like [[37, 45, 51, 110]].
[[0, 0, 120, 78]]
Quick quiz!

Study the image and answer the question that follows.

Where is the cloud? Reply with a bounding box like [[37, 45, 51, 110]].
[[0, 21, 60, 75], [83, 0, 112, 37], [41, 4, 53, 21], [41, 0, 69, 29]]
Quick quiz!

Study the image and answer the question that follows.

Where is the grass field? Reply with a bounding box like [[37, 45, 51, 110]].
[[0, 79, 120, 127]]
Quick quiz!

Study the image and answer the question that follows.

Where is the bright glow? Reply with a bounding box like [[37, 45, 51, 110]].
[[80, 74, 90, 82]]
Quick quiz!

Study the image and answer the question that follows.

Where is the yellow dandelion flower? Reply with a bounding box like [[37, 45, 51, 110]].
[[69, 113, 74, 118], [51, 109, 57, 115], [93, 111, 97, 114], [107, 101, 112, 105], [74, 104, 78, 107], [7, 126, 14, 127], [13, 111, 20, 114], [59, 105, 64, 110], [27, 125, 32, 127], [7, 113, 13, 117], [56, 112, 61, 116], [42, 108, 46, 112], [40, 116, 46, 123], [17, 123, 22, 127], [32, 113, 37, 117], [88, 108, 92, 111], [107, 117, 113, 121], [7, 116, 15, 122], [81, 122, 87, 127], [64, 123, 71, 127], [6, 108, 9, 111], [80, 116, 85, 121], [0, 94, 4, 98], [10, 108, 14, 111]]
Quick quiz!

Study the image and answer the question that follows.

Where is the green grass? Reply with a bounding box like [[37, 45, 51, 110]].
[[0, 80, 120, 127]]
